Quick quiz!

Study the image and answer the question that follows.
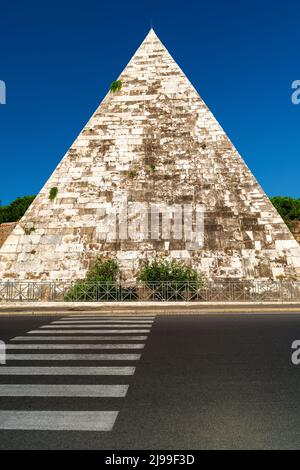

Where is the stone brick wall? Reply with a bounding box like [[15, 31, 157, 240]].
[[1, 29, 300, 281], [0, 222, 17, 249]]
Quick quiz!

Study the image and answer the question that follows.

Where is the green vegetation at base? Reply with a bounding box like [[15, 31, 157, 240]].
[[64, 258, 123, 301], [270, 196, 300, 228], [138, 259, 207, 300], [0, 195, 36, 224], [138, 259, 205, 284], [84, 258, 119, 282], [64, 258, 207, 301]]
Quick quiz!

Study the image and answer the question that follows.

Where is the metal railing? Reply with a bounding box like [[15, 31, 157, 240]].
[[0, 281, 300, 302]]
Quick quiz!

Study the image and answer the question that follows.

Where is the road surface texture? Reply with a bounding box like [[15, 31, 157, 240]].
[[0, 312, 300, 449]]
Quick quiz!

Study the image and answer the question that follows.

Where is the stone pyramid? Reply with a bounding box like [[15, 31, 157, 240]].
[[1, 29, 300, 282]]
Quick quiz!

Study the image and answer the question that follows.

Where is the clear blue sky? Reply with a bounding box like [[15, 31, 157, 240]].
[[0, 0, 299, 205]]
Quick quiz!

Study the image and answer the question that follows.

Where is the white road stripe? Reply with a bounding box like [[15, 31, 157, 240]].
[[0, 366, 135, 375], [51, 320, 154, 324], [61, 321, 154, 323], [0, 384, 128, 397], [6, 353, 141, 360], [11, 335, 148, 341], [63, 317, 155, 323], [64, 316, 155, 319], [0, 411, 118, 431], [27, 329, 151, 334], [6, 344, 144, 350], [41, 324, 152, 328]]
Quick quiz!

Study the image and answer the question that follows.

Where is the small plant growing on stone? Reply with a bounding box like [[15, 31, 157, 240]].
[[24, 226, 35, 235], [49, 187, 58, 201], [110, 80, 122, 92], [148, 164, 156, 173], [128, 170, 137, 179], [200, 141, 207, 150]]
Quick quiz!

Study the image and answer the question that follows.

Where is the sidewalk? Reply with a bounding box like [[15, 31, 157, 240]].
[[0, 301, 300, 315]]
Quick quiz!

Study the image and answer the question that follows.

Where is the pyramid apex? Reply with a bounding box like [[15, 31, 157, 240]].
[[145, 28, 160, 40]]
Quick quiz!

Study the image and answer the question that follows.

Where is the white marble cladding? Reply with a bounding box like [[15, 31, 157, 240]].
[[1, 28, 300, 282]]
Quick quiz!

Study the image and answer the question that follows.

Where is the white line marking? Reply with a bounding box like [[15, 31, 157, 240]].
[[0, 366, 135, 375], [64, 316, 155, 319], [0, 411, 118, 431], [6, 353, 141, 360], [6, 344, 144, 350], [41, 324, 152, 328], [57, 316, 155, 319], [0, 384, 128, 397], [11, 335, 148, 341], [51, 320, 154, 324], [27, 329, 150, 334]]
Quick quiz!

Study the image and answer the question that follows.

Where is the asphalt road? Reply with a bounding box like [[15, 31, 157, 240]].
[[0, 312, 300, 449]]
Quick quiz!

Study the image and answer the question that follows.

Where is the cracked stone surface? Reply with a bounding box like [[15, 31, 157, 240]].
[[1, 29, 300, 282]]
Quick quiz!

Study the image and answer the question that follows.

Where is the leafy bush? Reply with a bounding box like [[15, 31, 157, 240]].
[[84, 258, 119, 282], [138, 259, 206, 300], [270, 197, 300, 222], [64, 258, 120, 301], [0, 195, 36, 223], [110, 80, 122, 92], [138, 259, 204, 283]]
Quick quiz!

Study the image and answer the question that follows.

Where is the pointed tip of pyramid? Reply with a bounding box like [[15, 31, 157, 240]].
[[145, 28, 160, 41], [140, 28, 166, 50]]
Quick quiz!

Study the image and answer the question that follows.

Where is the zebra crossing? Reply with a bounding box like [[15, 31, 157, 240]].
[[0, 314, 155, 431]]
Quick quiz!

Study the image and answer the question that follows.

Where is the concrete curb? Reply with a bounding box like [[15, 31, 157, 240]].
[[0, 301, 299, 315], [0, 311, 300, 316]]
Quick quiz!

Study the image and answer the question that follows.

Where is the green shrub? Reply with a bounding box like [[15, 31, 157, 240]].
[[138, 259, 206, 300], [49, 187, 58, 201], [85, 258, 119, 282], [110, 80, 122, 92], [270, 196, 300, 228], [138, 259, 204, 283], [64, 258, 120, 301], [0, 195, 35, 223]]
